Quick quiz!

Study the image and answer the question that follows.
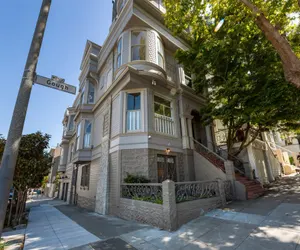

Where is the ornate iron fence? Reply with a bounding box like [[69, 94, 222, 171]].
[[121, 183, 163, 204], [224, 180, 234, 201], [175, 181, 219, 203]]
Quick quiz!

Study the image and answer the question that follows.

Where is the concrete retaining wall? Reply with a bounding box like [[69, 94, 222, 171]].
[[118, 198, 164, 229]]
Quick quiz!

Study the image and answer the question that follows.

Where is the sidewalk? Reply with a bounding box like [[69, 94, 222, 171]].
[[24, 205, 99, 250], [21, 175, 300, 249]]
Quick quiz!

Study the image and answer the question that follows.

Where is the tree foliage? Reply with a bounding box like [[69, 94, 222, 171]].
[[164, 0, 300, 88], [164, 0, 300, 155], [0, 132, 52, 227]]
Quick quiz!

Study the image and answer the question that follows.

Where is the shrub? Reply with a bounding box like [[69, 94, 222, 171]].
[[289, 156, 295, 165], [124, 173, 150, 183]]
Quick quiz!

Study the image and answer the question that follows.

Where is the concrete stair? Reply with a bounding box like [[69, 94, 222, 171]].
[[235, 174, 265, 199]]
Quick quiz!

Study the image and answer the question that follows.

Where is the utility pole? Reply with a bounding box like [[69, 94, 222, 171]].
[[0, 0, 52, 236]]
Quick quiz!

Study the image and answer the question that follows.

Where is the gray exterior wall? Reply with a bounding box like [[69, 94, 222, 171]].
[[117, 198, 164, 229], [121, 148, 186, 183]]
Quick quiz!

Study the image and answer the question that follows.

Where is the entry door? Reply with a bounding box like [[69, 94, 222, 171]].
[[61, 183, 65, 200], [64, 183, 69, 202], [157, 155, 177, 182]]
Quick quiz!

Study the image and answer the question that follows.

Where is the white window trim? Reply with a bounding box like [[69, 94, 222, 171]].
[[116, 36, 123, 69], [152, 93, 177, 137], [156, 36, 165, 69], [83, 120, 93, 149], [123, 89, 145, 133]]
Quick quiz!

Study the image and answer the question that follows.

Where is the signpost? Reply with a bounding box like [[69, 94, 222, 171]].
[[35, 75, 76, 95]]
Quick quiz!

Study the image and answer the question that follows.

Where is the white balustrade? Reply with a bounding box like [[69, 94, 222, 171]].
[[154, 113, 175, 136]]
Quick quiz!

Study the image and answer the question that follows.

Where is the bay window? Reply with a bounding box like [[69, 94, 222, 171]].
[[154, 95, 175, 135], [126, 93, 141, 131], [80, 85, 85, 105], [76, 122, 82, 151], [157, 37, 165, 68], [87, 82, 95, 104], [83, 120, 92, 148], [68, 115, 75, 131], [131, 31, 146, 61]]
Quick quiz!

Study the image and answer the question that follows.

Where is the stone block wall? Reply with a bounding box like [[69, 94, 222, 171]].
[[121, 148, 187, 183], [117, 198, 164, 229], [77, 195, 96, 211], [177, 197, 222, 226]]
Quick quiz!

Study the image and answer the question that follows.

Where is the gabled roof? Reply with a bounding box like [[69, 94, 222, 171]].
[[80, 40, 102, 70]]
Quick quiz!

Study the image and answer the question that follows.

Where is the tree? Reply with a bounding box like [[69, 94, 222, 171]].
[[164, 0, 300, 156], [164, 0, 300, 88], [0, 132, 52, 227]]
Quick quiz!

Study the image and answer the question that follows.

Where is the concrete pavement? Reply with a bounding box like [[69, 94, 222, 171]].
[[22, 175, 300, 249]]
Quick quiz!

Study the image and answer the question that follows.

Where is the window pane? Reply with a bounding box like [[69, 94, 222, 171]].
[[88, 83, 95, 104], [154, 96, 171, 107], [158, 54, 164, 68], [107, 69, 113, 88], [69, 115, 74, 131], [117, 55, 121, 68], [131, 46, 146, 61], [84, 121, 92, 148], [127, 93, 140, 110], [165, 107, 171, 117], [117, 37, 122, 54], [154, 103, 164, 115], [131, 31, 146, 46]]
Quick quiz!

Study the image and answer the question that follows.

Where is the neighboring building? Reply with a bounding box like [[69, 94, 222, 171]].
[[57, 0, 264, 223], [45, 145, 61, 198]]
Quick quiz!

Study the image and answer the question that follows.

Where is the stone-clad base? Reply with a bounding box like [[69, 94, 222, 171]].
[[77, 195, 96, 211]]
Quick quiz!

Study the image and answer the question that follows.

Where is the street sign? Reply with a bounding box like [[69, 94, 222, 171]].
[[34, 75, 76, 95]]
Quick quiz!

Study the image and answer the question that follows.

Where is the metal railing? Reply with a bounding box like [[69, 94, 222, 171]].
[[193, 139, 226, 172], [175, 180, 219, 203], [121, 183, 162, 204]]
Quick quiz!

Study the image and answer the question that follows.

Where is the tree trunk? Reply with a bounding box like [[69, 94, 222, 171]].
[[239, 0, 300, 88]]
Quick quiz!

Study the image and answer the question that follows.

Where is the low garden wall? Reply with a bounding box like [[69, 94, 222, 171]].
[[118, 179, 233, 231]]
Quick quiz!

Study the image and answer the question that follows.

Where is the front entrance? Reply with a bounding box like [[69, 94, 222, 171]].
[[157, 155, 177, 182], [191, 110, 207, 146]]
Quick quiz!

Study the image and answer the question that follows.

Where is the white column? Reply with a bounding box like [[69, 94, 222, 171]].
[[180, 115, 189, 149], [187, 117, 194, 149]]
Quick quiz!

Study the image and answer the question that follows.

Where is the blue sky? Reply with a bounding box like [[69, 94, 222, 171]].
[[0, 1, 112, 148]]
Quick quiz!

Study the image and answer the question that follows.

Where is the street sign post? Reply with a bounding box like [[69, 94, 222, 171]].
[[35, 75, 76, 95]]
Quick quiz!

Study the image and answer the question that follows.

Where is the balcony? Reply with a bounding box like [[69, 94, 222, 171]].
[[72, 149, 92, 164], [154, 114, 175, 136]]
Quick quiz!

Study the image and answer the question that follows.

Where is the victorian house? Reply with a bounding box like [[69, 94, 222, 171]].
[[57, 0, 265, 215]]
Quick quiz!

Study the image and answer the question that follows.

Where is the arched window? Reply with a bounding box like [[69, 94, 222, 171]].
[[131, 31, 146, 61]]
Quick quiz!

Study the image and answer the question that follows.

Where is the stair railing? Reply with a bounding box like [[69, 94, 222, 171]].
[[193, 139, 226, 172]]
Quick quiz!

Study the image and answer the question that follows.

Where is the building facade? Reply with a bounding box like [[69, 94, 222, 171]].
[[57, 0, 217, 213]]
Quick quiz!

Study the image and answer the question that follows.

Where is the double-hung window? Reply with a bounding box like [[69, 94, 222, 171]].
[[76, 122, 82, 151], [154, 96, 175, 135], [157, 37, 164, 68], [87, 82, 95, 104], [69, 143, 74, 162], [117, 38, 122, 69], [68, 115, 75, 131], [81, 165, 90, 188], [126, 93, 141, 131], [83, 121, 92, 148], [131, 31, 146, 61]]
